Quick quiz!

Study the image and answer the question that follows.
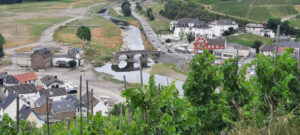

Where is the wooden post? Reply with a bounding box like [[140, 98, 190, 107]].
[[46, 97, 49, 135], [140, 57, 143, 86], [110, 114, 113, 126], [123, 75, 127, 90], [91, 89, 94, 116], [79, 75, 82, 135], [273, 25, 280, 82], [66, 119, 70, 132], [73, 118, 76, 129], [16, 94, 19, 133], [86, 80, 89, 125], [120, 107, 123, 124], [127, 106, 130, 124], [158, 84, 161, 100]]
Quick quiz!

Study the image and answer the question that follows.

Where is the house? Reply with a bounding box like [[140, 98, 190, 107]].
[[40, 75, 64, 89], [65, 95, 86, 116], [4, 84, 38, 107], [0, 93, 27, 121], [39, 88, 67, 101], [171, 18, 238, 38], [0, 72, 20, 87], [193, 36, 226, 54], [246, 23, 275, 38], [52, 48, 84, 67], [11, 53, 32, 67], [19, 105, 44, 128], [82, 92, 110, 116], [13, 72, 38, 85], [51, 100, 76, 120], [213, 47, 238, 60], [260, 41, 300, 56], [30, 48, 53, 70]]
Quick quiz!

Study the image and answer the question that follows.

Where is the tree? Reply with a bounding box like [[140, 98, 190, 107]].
[[179, 29, 184, 39], [252, 41, 262, 53], [146, 8, 155, 20], [187, 33, 195, 43], [76, 26, 91, 42], [266, 18, 281, 32], [223, 30, 231, 36], [68, 60, 77, 69], [136, 2, 142, 11], [122, 5, 131, 16], [183, 50, 225, 133], [0, 33, 5, 58], [228, 27, 235, 34]]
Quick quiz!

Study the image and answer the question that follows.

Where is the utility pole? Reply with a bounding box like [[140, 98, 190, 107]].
[[79, 75, 82, 135], [139, 57, 143, 86], [16, 94, 19, 133], [273, 25, 280, 82], [86, 80, 89, 125], [91, 89, 93, 116], [46, 97, 49, 135]]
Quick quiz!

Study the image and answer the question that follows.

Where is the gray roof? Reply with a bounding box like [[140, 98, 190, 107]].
[[246, 23, 264, 28], [278, 41, 300, 48], [5, 75, 19, 84], [176, 18, 209, 28], [0, 93, 16, 109], [12, 53, 32, 57], [260, 45, 274, 52], [227, 42, 252, 50], [65, 95, 80, 107], [206, 39, 226, 45], [36, 96, 46, 107], [216, 19, 236, 25], [40, 88, 67, 97], [32, 48, 53, 58], [214, 47, 237, 54], [51, 100, 75, 113], [19, 105, 32, 120], [40, 75, 64, 86], [82, 92, 99, 108], [67, 48, 79, 59], [5, 84, 37, 94], [0, 72, 8, 79]]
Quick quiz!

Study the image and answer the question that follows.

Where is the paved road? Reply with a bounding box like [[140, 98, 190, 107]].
[[130, 2, 194, 61]]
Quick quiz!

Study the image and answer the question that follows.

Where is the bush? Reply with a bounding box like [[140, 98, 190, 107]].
[[122, 5, 131, 16]]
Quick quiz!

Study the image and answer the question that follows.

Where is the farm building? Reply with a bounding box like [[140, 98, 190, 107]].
[[246, 23, 275, 38], [31, 48, 53, 70], [11, 53, 32, 67], [52, 48, 84, 67], [170, 18, 238, 38]]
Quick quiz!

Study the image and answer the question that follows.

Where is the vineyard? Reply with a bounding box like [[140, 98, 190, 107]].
[[208, 0, 299, 22]]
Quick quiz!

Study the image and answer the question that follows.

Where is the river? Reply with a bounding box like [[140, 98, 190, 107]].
[[95, 11, 184, 96]]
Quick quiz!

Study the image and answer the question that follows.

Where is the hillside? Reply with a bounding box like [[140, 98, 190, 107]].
[[198, 0, 300, 22]]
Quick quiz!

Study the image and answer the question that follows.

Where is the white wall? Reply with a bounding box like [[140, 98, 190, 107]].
[[1, 99, 27, 121], [11, 56, 31, 67]]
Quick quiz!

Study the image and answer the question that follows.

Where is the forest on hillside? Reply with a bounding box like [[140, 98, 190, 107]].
[[2, 49, 300, 134], [0, 0, 71, 4]]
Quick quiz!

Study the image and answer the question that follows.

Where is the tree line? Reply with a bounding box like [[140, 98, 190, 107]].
[[1, 48, 300, 134]]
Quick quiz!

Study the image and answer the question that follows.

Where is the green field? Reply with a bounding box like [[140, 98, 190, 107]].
[[289, 19, 300, 28], [228, 33, 273, 46], [204, 0, 299, 22]]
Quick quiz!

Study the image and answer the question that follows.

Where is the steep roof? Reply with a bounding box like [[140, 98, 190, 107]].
[[14, 72, 38, 84], [5, 75, 19, 84], [36, 96, 46, 107], [206, 38, 226, 45], [51, 100, 75, 113], [40, 75, 64, 86], [19, 105, 32, 120], [0, 93, 16, 109], [216, 19, 236, 25], [260, 45, 275, 52], [65, 95, 80, 107], [82, 92, 100, 109], [176, 18, 209, 28], [40, 88, 67, 97], [31, 48, 53, 58], [5, 84, 37, 94]]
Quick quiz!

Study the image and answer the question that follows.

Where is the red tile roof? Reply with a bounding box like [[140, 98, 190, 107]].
[[14, 72, 38, 84]]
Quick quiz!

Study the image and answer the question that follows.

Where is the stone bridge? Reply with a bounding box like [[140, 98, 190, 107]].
[[111, 50, 164, 64]]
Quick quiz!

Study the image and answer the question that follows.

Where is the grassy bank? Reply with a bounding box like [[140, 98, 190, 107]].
[[149, 62, 188, 81], [228, 33, 274, 46]]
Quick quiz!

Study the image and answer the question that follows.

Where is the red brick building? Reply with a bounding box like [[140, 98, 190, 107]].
[[193, 36, 226, 54]]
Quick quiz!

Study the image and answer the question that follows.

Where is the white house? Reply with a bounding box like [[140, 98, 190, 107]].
[[82, 92, 110, 116], [171, 18, 238, 38], [40, 75, 64, 89], [246, 23, 275, 38], [0, 93, 27, 121], [52, 48, 84, 67], [4, 84, 38, 107]]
